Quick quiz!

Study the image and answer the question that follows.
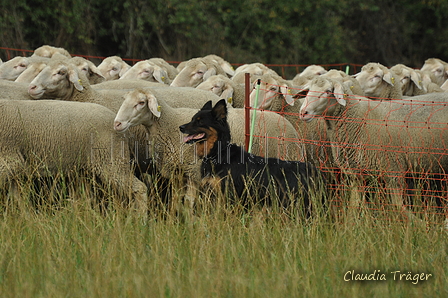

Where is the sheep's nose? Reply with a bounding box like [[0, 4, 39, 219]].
[[114, 121, 122, 131], [29, 85, 37, 91]]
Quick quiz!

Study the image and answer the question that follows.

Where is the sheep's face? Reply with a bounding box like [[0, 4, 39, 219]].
[[28, 62, 80, 99], [114, 90, 160, 132], [171, 61, 215, 88], [0, 56, 30, 81], [98, 57, 130, 80], [299, 78, 345, 122], [197, 76, 225, 96], [354, 65, 389, 97], [421, 58, 448, 86], [250, 79, 280, 109]]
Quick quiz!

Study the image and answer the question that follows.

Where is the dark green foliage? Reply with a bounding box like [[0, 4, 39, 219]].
[[1, 0, 447, 68]]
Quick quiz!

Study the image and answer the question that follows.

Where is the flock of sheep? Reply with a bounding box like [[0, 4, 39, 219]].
[[1, 44, 448, 214]]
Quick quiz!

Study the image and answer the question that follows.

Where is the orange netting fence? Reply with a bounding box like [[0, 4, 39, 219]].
[[244, 73, 448, 225], [3, 46, 445, 224]]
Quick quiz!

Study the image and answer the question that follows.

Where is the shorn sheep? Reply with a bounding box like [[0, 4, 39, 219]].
[[299, 76, 448, 216], [119, 58, 178, 84], [97, 56, 132, 80], [354, 62, 403, 99], [0, 99, 148, 212]]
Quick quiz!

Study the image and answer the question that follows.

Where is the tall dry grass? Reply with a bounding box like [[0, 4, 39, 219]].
[[0, 170, 446, 298]]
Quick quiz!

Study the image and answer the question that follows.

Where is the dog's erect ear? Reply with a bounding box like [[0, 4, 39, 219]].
[[211, 99, 227, 121], [200, 100, 213, 111]]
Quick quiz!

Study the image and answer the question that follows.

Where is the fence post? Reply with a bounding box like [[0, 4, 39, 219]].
[[245, 73, 250, 152]]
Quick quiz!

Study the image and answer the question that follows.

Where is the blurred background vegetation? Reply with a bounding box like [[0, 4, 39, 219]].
[[1, 0, 448, 69]]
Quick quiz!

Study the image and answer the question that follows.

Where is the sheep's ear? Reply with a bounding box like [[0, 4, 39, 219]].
[[220, 84, 234, 106], [409, 69, 422, 89], [146, 93, 161, 118], [119, 63, 131, 77], [333, 82, 347, 106], [89, 64, 106, 83], [203, 68, 217, 81], [211, 99, 227, 121], [68, 68, 84, 91], [153, 68, 167, 84], [280, 85, 295, 106], [382, 70, 395, 86], [201, 100, 213, 111]]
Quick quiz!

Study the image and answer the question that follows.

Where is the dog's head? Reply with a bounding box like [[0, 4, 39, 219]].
[[179, 99, 230, 158]]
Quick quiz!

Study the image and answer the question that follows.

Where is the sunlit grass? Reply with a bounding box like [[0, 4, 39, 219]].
[[0, 172, 446, 298]]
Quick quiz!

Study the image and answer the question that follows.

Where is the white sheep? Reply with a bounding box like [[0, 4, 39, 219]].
[[420, 58, 448, 86], [390, 64, 427, 96], [14, 59, 49, 84], [292, 64, 327, 79], [0, 56, 30, 81], [92, 79, 168, 90], [299, 76, 448, 212], [31, 45, 71, 59], [70, 56, 106, 84], [354, 62, 403, 99], [27, 60, 226, 174], [196, 74, 246, 108], [170, 56, 228, 87], [97, 56, 132, 80], [119, 58, 178, 84], [321, 69, 365, 96], [231, 63, 278, 85], [0, 99, 148, 212], [249, 73, 333, 167], [0, 80, 33, 99], [113, 88, 303, 190], [203, 54, 235, 77]]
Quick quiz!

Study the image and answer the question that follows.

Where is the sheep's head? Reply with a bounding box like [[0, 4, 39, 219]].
[[97, 56, 131, 80], [70, 57, 105, 84], [250, 74, 293, 109], [120, 60, 168, 83], [390, 64, 422, 95], [420, 58, 448, 86], [299, 77, 346, 122], [196, 75, 234, 104], [0, 56, 30, 81], [114, 89, 161, 132], [170, 58, 221, 87], [28, 61, 84, 100], [354, 63, 396, 98]]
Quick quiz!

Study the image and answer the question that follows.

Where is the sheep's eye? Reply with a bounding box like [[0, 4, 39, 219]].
[[57, 70, 66, 75], [196, 71, 204, 75], [270, 86, 277, 92], [82, 67, 88, 72], [112, 67, 118, 72]]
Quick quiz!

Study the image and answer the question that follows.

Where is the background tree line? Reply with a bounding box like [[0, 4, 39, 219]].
[[1, 0, 448, 71]]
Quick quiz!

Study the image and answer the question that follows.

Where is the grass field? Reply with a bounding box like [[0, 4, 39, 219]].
[[0, 174, 446, 298]]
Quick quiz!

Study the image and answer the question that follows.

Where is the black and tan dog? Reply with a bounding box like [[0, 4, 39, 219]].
[[179, 99, 326, 215]]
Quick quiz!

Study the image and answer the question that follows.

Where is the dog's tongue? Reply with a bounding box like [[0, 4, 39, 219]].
[[183, 133, 205, 143]]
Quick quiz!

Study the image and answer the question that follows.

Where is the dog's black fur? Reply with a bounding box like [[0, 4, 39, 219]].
[[179, 99, 326, 216]]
